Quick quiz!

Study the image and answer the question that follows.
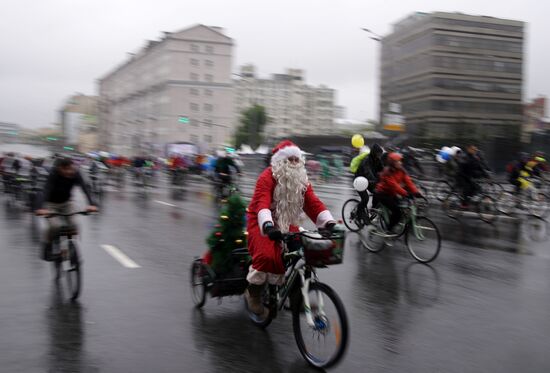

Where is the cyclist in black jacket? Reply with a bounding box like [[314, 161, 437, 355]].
[[35, 158, 98, 260], [354, 144, 384, 217]]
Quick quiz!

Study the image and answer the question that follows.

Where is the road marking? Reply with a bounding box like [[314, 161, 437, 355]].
[[101, 244, 141, 268], [154, 200, 177, 207]]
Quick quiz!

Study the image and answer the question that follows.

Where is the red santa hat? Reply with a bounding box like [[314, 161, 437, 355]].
[[270, 140, 303, 165]]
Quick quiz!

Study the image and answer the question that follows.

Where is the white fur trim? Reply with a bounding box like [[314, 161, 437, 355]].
[[258, 208, 273, 235], [270, 145, 302, 165], [315, 210, 334, 228], [246, 266, 285, 285]]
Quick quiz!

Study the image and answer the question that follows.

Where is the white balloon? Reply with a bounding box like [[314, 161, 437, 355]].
[[436, 154, 447, 164], [353, 176, 369, 192], [442, 146, 451, 154]]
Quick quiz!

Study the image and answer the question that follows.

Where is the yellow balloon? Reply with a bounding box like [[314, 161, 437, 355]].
[[351, 134, 364, 149]]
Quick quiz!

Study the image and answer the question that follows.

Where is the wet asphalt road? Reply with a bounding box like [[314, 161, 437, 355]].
[[1, 173, 550, 373]]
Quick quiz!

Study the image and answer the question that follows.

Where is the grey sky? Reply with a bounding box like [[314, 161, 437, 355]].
[[1, 0, 549, 129]]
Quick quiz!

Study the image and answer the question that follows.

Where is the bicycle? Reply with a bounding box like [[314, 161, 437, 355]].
[[442, 191, 497, 223], [190, 227, 349, 369], [341, 196, 376, 232], [361, 196, 441, 263], [497, 178, 550, 219], [43, 211, 92, 301]]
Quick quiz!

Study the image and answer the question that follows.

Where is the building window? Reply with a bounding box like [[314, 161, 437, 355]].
[[205, 60, 214, 68], [205, 45, 214, 54], [190, 73, 199, 81], [205, 74, 213, 82], [191, 44, 199, 52], [190, 88, 199, 96], [204, 134, 212, 143], [190, 134, 198, 143], [190, 103, 199, 112], [191, 58, 199, 66], [204, 103, 213, 112], [204, 89, 213, 97]]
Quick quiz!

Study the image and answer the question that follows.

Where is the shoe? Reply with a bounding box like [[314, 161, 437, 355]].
[[245, 284, 265, 316]]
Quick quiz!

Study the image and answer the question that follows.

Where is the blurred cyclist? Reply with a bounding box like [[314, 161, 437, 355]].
[[35, 158, 98, 261], [375, 152, 421, 234]]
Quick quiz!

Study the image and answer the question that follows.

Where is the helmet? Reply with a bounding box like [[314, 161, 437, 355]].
[[388, 152, 403, 162], [353, 176, 369, 192]]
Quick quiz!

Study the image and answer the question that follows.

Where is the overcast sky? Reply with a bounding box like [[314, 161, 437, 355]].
[[1, 0, 549, 129]]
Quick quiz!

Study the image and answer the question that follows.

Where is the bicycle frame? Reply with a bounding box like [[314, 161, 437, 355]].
[[276, 246, 326, 329], [375, 201, 421, 239]]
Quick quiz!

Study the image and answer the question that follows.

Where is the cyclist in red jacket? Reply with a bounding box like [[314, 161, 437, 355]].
[[375, 152, 422, 234]]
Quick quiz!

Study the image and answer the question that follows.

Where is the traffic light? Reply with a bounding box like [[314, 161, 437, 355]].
[[178, 116, 189, 124]]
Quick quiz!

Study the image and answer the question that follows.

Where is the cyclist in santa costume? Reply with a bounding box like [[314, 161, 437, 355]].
[[245, 140, 336, 315]]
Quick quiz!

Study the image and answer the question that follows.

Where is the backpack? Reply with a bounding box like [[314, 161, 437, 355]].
[[349, 152, 369, 174]]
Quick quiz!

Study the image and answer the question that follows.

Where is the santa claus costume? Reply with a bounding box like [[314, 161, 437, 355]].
[[246, 140, 335, 294]]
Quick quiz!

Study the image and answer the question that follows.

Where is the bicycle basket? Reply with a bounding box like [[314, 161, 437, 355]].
[[301, 226, 346, 267]]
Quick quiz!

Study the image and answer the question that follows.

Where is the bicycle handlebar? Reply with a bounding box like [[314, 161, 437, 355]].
[[43, 211, 95, 218], [282, 229, 344, 242]]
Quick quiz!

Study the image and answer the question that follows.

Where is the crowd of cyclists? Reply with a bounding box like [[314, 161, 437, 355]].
[[348, 143, 550, 231]]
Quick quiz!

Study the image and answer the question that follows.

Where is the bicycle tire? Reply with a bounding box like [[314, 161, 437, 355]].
[[341, 199, 364, 232], [527, 192, 550, 219], [405, 217, 441, 264], [67, 241, 81, 301], [477, 195, 497, 223], [359, 210, 386, 253], [292, 282, 349, 369], [434, 180, 453, 202], [496, 191, 515, 215], [190, 260, 207, 308], [442, 193, 461, 219]]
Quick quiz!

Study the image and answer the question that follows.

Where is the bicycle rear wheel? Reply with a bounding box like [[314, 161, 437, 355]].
[[341, 199, 364, 232], [496, 191, 516, 216], [358, 209, 386, 253], [477, 195, 497, 223], [434, 180, 452, 202], [292, 282, 348, 369], [66, 241, 81, 301], [405, 217, 441, 263], [442, 193, 461, 219], [190, 260, 207, 308]]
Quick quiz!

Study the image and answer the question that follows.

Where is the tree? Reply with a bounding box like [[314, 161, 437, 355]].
[[234, 105, 268, 149]]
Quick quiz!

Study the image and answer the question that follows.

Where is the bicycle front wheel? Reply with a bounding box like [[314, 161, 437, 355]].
[[341, 199, 364, 232], [292, 282, 348, 369], [527, 192, 550, 219], [66, 241, 81, 301], [405, 217, 441, 263]]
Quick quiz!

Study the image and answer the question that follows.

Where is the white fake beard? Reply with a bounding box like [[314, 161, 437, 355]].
[[272, 159, 309, 233]]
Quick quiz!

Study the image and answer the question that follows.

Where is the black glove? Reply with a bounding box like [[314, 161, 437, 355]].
[[414, 192, 423, 199], [319, 221, 336, 238], [263, 223, 283, 241]]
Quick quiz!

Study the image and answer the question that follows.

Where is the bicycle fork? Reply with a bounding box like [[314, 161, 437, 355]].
[[299, 269, 326, 328]]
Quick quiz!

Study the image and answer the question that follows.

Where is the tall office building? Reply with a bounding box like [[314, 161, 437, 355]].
[[233, 64, 336, 140], [380, 12, 524, 143], [98, 24, 233, 155]]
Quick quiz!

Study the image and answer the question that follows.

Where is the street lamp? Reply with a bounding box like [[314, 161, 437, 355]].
[[361, 27, 383, 131], [361, 28, 382, 42]]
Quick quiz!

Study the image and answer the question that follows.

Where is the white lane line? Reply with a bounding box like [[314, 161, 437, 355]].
[[101, 244, 141, 268], [154, 200, 177, 207]]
